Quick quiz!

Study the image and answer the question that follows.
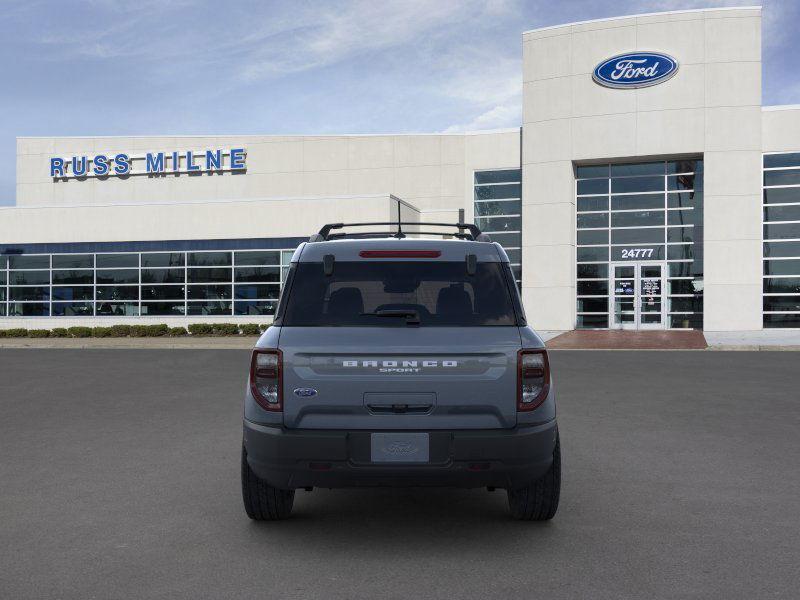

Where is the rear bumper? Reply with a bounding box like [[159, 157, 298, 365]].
[[243, 419, 558, 490]]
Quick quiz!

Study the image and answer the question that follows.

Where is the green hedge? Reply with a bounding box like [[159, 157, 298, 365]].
[[0, 323, 270, 338]]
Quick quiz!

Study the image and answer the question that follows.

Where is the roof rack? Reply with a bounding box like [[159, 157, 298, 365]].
[[308, 222, 492, 243]]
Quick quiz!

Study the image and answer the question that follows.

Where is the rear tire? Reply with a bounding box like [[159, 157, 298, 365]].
[[241, 446, 295, 520], [507, 434, 560, 521]]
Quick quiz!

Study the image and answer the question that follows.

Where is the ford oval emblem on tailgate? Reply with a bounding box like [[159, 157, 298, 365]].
[[293, 388, 318, 397]]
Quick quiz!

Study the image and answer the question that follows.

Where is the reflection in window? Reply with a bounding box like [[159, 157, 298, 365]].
[[474, 169, 521, 287]]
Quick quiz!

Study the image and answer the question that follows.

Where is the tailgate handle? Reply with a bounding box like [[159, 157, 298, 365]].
[[367, 403, 432, 415]]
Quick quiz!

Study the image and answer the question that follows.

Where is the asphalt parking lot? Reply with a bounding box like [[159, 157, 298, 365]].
[[1, 349, 798, 599]]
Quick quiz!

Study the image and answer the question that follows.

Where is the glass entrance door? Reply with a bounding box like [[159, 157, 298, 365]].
[[610, 262, 666, 330]]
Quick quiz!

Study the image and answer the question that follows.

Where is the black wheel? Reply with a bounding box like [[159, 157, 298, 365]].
[[241, 446, 295, 520], [507, 434, 561, 521]]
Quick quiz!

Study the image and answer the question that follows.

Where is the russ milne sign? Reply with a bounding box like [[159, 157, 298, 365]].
[[593, 52, 678, 89], [50, 148, 246, 179]]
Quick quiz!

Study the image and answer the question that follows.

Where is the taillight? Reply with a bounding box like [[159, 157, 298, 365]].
[[250, 349, 282, 411], [518, 349, 550, 411]]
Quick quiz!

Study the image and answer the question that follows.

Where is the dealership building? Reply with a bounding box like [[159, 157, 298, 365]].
[[2, 6, 800, 332]]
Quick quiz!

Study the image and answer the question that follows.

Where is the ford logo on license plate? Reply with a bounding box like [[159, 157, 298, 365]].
[[293, 387, 318, 397]]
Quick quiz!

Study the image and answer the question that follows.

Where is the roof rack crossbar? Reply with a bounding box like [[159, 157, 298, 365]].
[[309, 222, 490, 242]]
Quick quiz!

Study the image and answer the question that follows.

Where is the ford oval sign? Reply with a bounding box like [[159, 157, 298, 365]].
[[593, 52, 678, 89], [293, 388, 318, 397]]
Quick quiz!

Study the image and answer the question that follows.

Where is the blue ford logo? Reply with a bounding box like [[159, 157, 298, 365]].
[[293, 388, 318, 397], [593, 52, 678, 89]]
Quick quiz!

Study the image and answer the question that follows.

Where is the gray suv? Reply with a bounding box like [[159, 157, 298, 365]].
[[241, 222, 560, 520]]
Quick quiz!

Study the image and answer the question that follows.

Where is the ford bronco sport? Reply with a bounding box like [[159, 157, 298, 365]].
[[241, 222, 560, 520]]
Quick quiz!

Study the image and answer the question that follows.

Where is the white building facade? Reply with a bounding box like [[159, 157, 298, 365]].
[[3, 6, 800, 332]]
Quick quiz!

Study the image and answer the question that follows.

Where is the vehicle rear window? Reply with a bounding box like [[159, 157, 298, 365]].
[[281, 261, 518, 326]]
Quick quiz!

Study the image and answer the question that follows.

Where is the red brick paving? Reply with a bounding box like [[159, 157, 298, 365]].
[[546, 330, 707, 350]]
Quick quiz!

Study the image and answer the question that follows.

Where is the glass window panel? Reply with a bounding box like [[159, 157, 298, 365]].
[[764, 205, 800, 222], [577, 298, 608, 312], [764, 153, 800, 169], [95, 286, 138, 301], [576, 179, 608, 195], [52, 302, 93, 316], [577, 281, 608, 295], [611, 228, 664, 244], [0, 255, 6, 269], [474, 183, 521, 200], [668, 279, 702, 295], [576, 165, 608, 179], [764, 278, 800, 293], [235, 251, 282, 266], [667, 209, 698, 226], [474, 170, 520, 184], [668, 262, 697, 277], [187, 252, 232, 267], [670, 314, 703, 329], [577, 314, 608, 328], [667, 191, 702, 209], [0, 288, 5, 301], [8, 302, 49, 316], [96, 302, 139, 316], [9, 270, 50, 285], [187, 301, 232, 315], [764, 223, 800, 240], [504, 249, 521, 263], [763, 187, 800, 205], [52, 270, 93, 284], [764, 170, 800, 187], [669, 297, 703, 312], [281, 250, 294, 264], [96, 254, 138, 268], [577, 264, 608, 279], [474, 216, 520, 232], [611, 162, 664, 177], [577, 230, 608, 245], [187, 267, 231, 283], [764, 259, 800, 276], [0, 272, 5, 286], [141, 253, 185, 267], [667, 174, 700, 191], [96, 269, 138, 284], [667, 160, 702, 174], [511, 265, 522, 283], [577, 246, 609, 262], [763, 296, 800, 312], [53, 286, 94, 301], [234, 266, 281, 283], [485, 232, 521, 248], [52, 254, 93, 269], [9, 255, 49, 269], [611, 246, 665, 261], [235, 300, 277, 316], [667, 227, 694, 243], [0, 304, 5, 315], [141, 285, 185, 300], [141, 268, 185, 284], [577, 196, 608, 212], [577, 213, 608, 228], [140, 302, 185, 316], [10, 287, 50, 301], [611, 176, 663, 194], [667, 245, 694, 261], [611, 194, 664, 210], [764, 314, 800, 328], [187, 284, 232, 300], [234, 284, 281, 300], [611, 210, 664, 228], [764, 241, 800, 258], [474, 200, 521, 217]]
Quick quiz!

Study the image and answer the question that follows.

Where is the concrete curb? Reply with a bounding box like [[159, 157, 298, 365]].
[[0, 337, 258, 349]]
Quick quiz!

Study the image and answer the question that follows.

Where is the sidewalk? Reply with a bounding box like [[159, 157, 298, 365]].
[[0, 337, 259, 349]]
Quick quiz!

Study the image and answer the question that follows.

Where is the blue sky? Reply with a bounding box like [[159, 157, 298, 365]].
[[1, 0, 798, 206]]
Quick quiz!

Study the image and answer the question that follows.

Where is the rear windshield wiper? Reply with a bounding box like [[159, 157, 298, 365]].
[[360, 309, 420, 325]]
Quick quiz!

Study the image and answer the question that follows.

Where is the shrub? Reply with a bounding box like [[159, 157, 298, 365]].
[[188, 323, 213, 336], [146, 324, 169, 337], [28, 329, 51, 338], [0, 330, 5, 338], [109, 324, 132, 337], [67, 326, 92, 338], [259, 324, 270, 333], [168, 326, 188, 336], [240, 323, 261, 335], [5, 328, 28, 337], [130, 325, 148, 337], [92, 327, 113, 338], [212, 323, 239, 336], [50, 328, 69, 338]]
